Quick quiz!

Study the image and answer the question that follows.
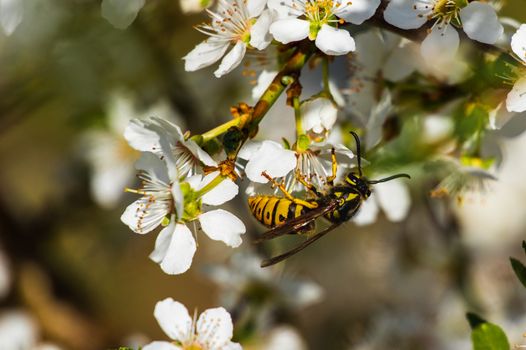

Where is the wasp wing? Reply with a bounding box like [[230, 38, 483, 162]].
[[260, 222, 342, 267], [253, 200, 339, 243]]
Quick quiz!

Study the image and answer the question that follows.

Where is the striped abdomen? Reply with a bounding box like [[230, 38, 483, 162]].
[[248, 195, 311, 228]]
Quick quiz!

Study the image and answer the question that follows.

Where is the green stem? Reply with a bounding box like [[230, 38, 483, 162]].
[[293, 96, 303, 138], [200, 117, 245, 143], [195, 173, 225, 197], [197, 41, 316, 144], [250, 42, 315, 129]]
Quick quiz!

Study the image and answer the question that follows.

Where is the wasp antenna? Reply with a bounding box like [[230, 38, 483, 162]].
[[350, 131, 362, 177], [368, 173, 411, 184]]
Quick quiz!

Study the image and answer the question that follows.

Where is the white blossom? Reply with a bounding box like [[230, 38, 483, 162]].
[[83, 94, 176, 209], [0, 0, 23, 35], [205, 252, 323, 309], [143, 298, 242, 350], [242, 140, 297, 183], [122, 146, 244, 274], [301, 96, 338, 135], [506, 24, 526, 113], [183, 0, 272, 77], [101, 0, 145, 29], [125, 117, 217, 178], [384, 0, 503, 62], [269, 0, 381, 55], [353, 177, 411, 226]]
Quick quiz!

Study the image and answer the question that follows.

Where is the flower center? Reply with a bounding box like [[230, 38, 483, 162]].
[[299, 0, 346, 39], [184, 342, 204, 350], [180, 182, 203, 221], [414, 0, 460, 27]]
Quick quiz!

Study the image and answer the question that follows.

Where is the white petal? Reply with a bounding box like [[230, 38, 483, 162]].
[[0, 311, 38, 350], [247, 0, 267, 17], [124, 117, 184, 153], [383, 40, 417, 81], [155, 224, 197, 275], [375, 179, 411, 222], [90, 162, 134, 208], [506, 76, 526, 113], [488, 104, 515, 130], [223, 343, 243, 350], [0, 0, 23, 35], [460, 1, 503, 44], [269, 19, 309, 44], [301, 97, 338, 133], [420, 26, 459, 63], [315, 25, 355, 56], [135, 152, 171, 184], [181, 139, 217, 167], [214, 41, 247, 78], [143, 341, 182, 350], [199, 209, 245, 247], [196, 307, 234, 347], [121, 198, 169, 234], [125, 119, 162, 153], [267, 0, 295, 19], [149, 219, 176, 264], [335, 0, 380, 25], [352, 195, 379, 226], [183, 40, 229, 72], [200, 173, 239, 206], [101, 0, 145, 29], [237, 140, 263, 160], [185, 174, 203, 191], [252, 70, 278, 100], [511, 24, 526, 63], [153, 297, 192, 342], [244, 141, 296, 183], [383, 0, 427, 30], [250, 10, 273, 50], [180, 0, 208, 14]]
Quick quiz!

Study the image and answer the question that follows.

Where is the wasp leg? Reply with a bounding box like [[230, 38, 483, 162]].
[[261, 172, 318, 209], [295, 170, 321, 197], [326, 148, 338, 186]]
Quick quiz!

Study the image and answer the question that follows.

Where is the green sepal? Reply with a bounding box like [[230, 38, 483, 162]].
[[297, 134, 310, 152], [223, 126, 245, 158], [161, 216, 171, 227], [180, 182, 202, 221]]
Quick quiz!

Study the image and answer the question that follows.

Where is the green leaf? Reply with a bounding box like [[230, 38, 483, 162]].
[[471, 323, 510, 350], [510, 257, 526, 288], [466, 314, 510, 350], [522, 240, 526, 256]]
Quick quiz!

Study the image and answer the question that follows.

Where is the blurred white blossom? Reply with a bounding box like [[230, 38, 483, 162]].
[[83, 94, 177, 209], [353, 177, 411, 226], [205, 252, 323, 309], [0, 310, 38, 350], [101, 0, 145, 29], [384, 0, 503, 63], [0, 0, 23, 35]]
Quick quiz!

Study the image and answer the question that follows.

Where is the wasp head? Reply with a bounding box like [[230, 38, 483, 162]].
[[344, 172, 371, 199]]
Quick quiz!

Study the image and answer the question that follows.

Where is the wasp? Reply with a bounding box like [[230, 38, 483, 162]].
[[248, 132, 410, 267]]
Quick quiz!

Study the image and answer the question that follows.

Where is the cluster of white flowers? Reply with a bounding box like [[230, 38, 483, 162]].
[[98, 0, 526, 348], [120, 117, 246, 275]]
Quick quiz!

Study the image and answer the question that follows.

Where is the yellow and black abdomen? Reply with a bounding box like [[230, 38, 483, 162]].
[[248, 195, 310, 228]]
